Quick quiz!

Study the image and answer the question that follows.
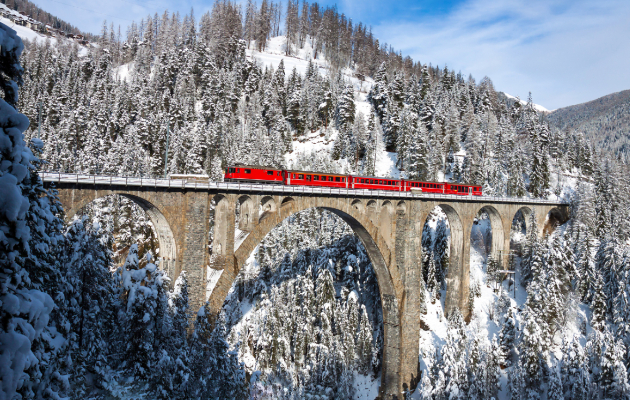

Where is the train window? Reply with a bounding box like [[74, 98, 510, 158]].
[[267, 170, 274, 175], [245, 169, 251, 174], [278, 171, 281, 176], [306, 175, 312, 181], [342, 178, 346, 182], [298, 174, 304, 179], [328, 176, 333, 181], [314, 176, 319, 181], [237, 169, 240, 173]]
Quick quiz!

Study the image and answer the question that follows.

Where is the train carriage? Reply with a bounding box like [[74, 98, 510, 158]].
[[443, 183, 482, 196], [224, 165, 283, 184], [351, 176, 403, 191], [405, 180, 445, 193], [285, 170, 349, 188]]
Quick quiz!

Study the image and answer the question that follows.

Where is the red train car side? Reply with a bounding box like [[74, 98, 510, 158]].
[[224, 165, 283, 183], [404, 180, 445, 193], [443, 183, 482, 196], [350, 176, 403, 191], [284, 170, 349, 188]]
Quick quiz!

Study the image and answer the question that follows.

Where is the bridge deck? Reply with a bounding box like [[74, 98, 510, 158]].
[[40, 172, 567, 206]]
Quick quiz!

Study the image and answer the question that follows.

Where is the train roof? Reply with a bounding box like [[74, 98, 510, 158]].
[[228, 164, 281, 170], [352, 175, 401, 180], [285, 169, 347, 176]]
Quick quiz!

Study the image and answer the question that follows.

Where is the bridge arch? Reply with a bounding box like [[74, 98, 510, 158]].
[[513, 206, 533, 236], [473, 205, 506, 267], [259, 196, 276, 222], [209, 197, 402, 397], [543, 206, 568, 237], [236, 195, 255, 232], [422, 204, 466, 317], [68, 193, 178, 279], [210, 195, 229, 261]]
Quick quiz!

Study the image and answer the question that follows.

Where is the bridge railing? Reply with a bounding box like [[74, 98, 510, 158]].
[[39, 172, 567, 205]]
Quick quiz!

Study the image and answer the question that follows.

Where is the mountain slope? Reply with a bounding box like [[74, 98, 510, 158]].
[[547, 89, 630, 155]]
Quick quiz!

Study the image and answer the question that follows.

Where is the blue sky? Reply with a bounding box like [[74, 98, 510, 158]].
[[39, 0, 630, 110]]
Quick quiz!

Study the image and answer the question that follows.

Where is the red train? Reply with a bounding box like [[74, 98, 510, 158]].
[[224, 165, 483, 196]]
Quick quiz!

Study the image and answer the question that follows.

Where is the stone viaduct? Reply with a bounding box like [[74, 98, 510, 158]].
[[42, 173, 569, 399]]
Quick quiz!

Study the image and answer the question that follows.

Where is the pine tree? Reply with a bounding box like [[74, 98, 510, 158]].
[[426, 257, 439, 302], [547, 367, 563, 400], [499, 310, 516, 367], [357, 305, 373, 375], [601, 330, 630, 398], [591, 269, 608, 332], [118, 245, 170, 380], [521, 211, 540, 287], [442, 309, 468, 398], [153, 271, 191, 398], [520, 306, 543, 399], [561, 338, 589, 400], [64, 218, 115, 394]]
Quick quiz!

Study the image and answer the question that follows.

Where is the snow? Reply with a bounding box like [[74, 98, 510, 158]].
[[503, 92, 553, 113], [205, 267, 224, 300], [353, 372, 380, 399], [247, 37, 322, 78], [114, 62, 133, 82]]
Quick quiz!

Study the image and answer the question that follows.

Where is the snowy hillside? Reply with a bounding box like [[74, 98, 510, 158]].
[[503, 92, 552, 113], [0, 4, 90, 54], [0, 18, 89, 55]]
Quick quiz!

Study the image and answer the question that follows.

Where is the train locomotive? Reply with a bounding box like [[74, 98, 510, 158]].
[[224, 165, 483, 196]]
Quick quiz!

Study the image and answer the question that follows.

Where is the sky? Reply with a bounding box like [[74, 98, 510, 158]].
[[38, 0, 630, 110]]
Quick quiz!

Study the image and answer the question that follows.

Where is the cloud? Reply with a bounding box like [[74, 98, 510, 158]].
[[372, 0, 630, 109]]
